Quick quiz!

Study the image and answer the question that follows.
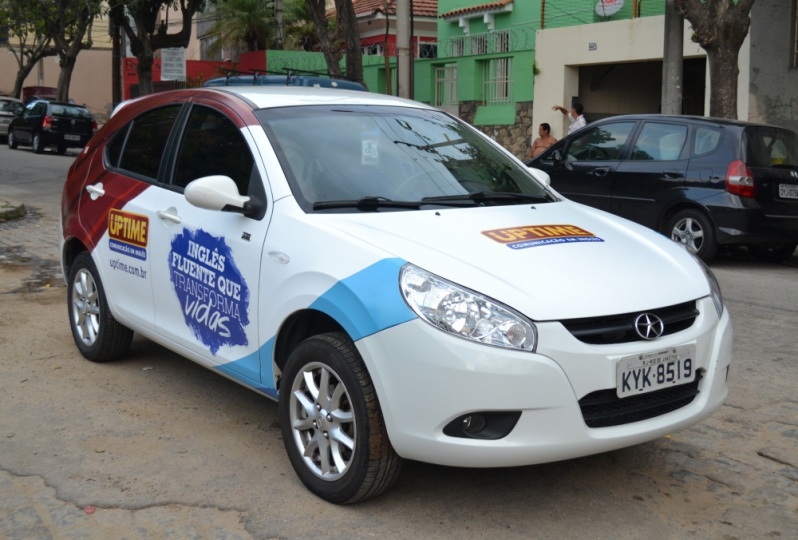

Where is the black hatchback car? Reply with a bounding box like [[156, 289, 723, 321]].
[[528, 114, 798, 262], [7, 100, 97, 154]]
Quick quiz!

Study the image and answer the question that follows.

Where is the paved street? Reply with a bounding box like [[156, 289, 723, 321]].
[[0, 144, 796, 539]]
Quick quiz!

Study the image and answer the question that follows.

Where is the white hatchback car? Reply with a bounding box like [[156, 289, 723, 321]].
[[61, 86, 732, 503]]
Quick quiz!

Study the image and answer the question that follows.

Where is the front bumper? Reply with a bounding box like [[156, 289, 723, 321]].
[[356, 296, 732, 467]]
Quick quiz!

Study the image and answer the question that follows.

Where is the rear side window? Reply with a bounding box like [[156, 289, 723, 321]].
[[693, 127, 722, 156], [565, 122, 636, 162], [631, 122, 687, 161], [106, 105, 182, 180], [744, 126, 798, 167]]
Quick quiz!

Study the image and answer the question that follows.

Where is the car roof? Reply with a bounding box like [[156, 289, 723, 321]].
[[211, 85, 430, 110], [592, 113, 790, 131]]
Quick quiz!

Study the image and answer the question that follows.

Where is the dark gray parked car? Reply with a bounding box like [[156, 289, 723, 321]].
[[527, 114, 798, 262]]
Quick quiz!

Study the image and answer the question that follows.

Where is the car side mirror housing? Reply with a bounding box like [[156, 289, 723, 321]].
[[185, 175, 258, 217]]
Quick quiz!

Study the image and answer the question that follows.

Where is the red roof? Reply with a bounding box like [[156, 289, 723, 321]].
[[348, 0, 438, 18], [440, 0, 512, 19]]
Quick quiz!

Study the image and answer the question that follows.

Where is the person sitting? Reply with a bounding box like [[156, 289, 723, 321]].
[[527, 123, 558, 159]]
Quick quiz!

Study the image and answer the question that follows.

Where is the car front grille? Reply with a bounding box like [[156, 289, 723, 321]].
[[578, 371, 703, 428], [560, 301, 699, 345]]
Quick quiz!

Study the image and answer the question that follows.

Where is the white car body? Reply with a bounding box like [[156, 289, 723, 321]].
[[61, 86, 732, 500]]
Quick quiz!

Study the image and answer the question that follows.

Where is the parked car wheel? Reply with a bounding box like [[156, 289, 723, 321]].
[[57, 145, 67, 155], [67, 252, 133, 362], [666, 209, 718, 262], [7, 130, 17, 149], [31, 132, 44, 154], [748, 243, 797, 263], [279, 332, 402, 504]]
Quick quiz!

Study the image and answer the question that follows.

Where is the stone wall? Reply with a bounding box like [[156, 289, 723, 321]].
[[458, 100, 535, 161]]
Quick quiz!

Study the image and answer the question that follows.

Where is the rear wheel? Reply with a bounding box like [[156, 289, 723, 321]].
[[31, 132, 44, 154], [7, 130, 17, 149], [749, 244, 797, 263], [67, 252, 133, 362], [279, 332, 402, 504], [665, 209, 717, 262], [57, 145, 67, 155]]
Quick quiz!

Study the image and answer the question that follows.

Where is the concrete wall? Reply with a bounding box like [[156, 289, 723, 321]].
[[532, 16, 751, 137], [0, 48, 114, 122], [748, 1, 798, 132]]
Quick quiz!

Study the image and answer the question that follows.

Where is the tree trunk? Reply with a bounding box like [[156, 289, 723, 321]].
[[706, 41, 740, 119], [335, 0, 362, 84], [56, 56, 76, 102], [306, 0, 343, 77]]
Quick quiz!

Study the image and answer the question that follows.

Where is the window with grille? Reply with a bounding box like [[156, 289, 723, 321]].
[[483, 58, 512, 105]]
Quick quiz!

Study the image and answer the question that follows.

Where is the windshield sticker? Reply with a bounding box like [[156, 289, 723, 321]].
[[169, 228, 250, 354], [481, 224, 604, 250], [108, 209, 148, 261], [362, 139, 379, 164]]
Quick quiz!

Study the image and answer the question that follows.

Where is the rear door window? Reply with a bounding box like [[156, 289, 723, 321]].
[[106, 105, 182, 181], [630, 122, 687, 161]]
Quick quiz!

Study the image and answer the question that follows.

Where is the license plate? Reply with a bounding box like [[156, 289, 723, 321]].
[[616, 345, 696, 398], [64, 134, 81, 141], [779, 183, 798, 199]]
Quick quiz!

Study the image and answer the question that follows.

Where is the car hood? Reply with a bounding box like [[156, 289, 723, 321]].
[[318, 201, 710, 321]]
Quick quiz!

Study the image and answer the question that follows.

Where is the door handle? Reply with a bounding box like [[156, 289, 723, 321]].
[[593, 167, 610, 177], [85, 183, 104, 200], [662, 170, 685, 180], [157, 208, 182, 224]]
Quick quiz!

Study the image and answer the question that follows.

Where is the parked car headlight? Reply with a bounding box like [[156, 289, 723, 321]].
[[400, 264, 537, 351], [693, 256, 724, 318]]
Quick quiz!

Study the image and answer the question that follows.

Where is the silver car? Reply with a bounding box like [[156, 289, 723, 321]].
[[0, 96, 23, 140]]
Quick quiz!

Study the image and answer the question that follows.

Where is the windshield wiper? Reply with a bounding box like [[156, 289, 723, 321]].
[[422, 191, 554, 205], [313, 197, 422, 212]]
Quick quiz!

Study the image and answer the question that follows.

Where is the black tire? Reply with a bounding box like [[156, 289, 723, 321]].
[[67, 252, 133, 362], [279, 332, 402, 504], [7, 130, 18, 149], [57, 145, 67, 155], [749, 244, 797, 263], [32, 132, 44, 154], [665, 209, 717, 262]]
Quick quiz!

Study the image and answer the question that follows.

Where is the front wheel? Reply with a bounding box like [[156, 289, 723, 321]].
[[665, 209, 717, 262], [279, 333, 402, 504], [67, 252, 133, 362]]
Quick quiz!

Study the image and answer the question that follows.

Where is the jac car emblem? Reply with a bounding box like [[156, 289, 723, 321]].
[[634, 313, 664, 340]]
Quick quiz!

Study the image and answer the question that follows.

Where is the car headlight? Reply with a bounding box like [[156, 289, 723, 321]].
[[399, 264, 537, 351], [693, 256, 724, 318]]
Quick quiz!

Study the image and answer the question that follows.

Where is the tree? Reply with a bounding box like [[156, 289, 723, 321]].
[[108, 0, 211, 96], [674, 0, 756, 119], [204, 0, 273, 58], [0, 0, 56, 99], [31, 0, 103, 102], [304, 0, 362, 83]]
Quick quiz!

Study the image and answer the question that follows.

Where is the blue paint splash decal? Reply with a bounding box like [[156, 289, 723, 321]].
[[169, 228, 250, 354]]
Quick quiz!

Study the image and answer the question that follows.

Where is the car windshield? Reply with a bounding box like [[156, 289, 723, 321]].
[[744, 126, 798, 168], [0, 100, 22, 114], [257, 105, 555, 212]]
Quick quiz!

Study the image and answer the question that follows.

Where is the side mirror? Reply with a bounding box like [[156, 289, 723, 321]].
[[528, 167, 551, 186], [184, 175, 253, 214]]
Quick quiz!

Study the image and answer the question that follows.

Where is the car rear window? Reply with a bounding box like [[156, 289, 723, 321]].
[[744, 126, 798, 168], [50, 104, 93, 119]]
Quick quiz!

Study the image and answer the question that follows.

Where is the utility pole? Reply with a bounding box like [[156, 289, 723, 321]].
[[274, 0, 284, 50], [396, 0, 410, 98], [661, 0, 683, 115]]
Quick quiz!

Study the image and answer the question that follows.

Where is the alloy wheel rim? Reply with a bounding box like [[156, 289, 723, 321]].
[[71, 268, 101, 345], [672, 217, 704, 253], [289, 361, 356, 480]]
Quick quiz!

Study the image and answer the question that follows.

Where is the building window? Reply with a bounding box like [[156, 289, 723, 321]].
[[434, 63, 459, 116], [483, 57, 512, 105]]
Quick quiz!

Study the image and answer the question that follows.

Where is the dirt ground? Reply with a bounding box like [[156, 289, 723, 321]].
[[1, 213, 797, 538]]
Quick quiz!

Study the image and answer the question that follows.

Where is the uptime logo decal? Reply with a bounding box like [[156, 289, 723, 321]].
[[169, 228, 250, 355], [108, 209, 148, 261], [481, 224, 604, 250]]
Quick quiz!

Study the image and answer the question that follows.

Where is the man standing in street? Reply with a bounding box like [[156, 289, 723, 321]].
[[553, 102, 586, 134], [527, 123, 558, 159]]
